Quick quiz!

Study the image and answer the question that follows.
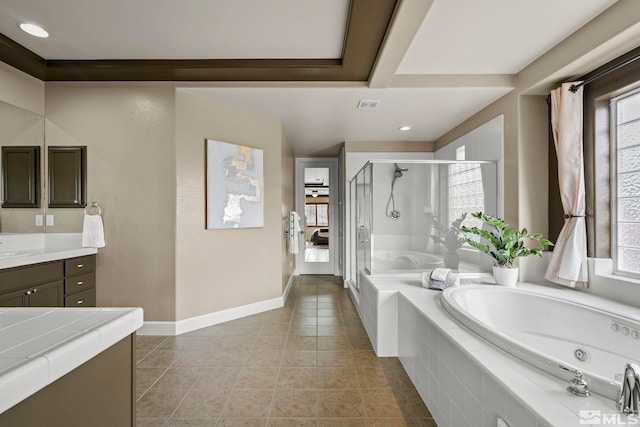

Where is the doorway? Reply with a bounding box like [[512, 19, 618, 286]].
[[295, 158, 339, 275]]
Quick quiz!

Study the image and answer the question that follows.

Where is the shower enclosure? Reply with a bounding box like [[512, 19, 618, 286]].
[[348, 160, 499, 287]]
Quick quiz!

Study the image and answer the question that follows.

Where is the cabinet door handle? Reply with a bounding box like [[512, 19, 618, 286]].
[[76, 299, 85, 305], [25, 290, 31, 296], [24, 288, 37, 296], [76, 264, 85, 268], [31, 288, 37, 294], [76, 281, 85, 286]]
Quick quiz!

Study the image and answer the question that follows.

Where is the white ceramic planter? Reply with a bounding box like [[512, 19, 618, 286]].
[[493, 265, 519, 286]]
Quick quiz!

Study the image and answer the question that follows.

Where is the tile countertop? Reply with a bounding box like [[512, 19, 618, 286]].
[[0, 233, 97, 270], [0, 307, 143, 414]]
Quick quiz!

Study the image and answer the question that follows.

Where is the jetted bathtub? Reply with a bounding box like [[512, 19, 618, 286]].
[[441, 285, 640, 400], [372, 250, 443, 273]]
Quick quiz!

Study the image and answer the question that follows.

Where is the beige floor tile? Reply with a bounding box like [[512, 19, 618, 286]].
[[291, 316, 318, 326], [361, 389, 404, 418], [317, 389, 366, 418], [289, 325, 318, 336], [348, 336, 373, 351], [254, 335, 288, 350], [317, 419, 366, 427], [207, 350, 249, 367], [137, 367, 168, 389], [216, 418, 268, 426], [153, 367, 201, 389], [317, 336, 350, 351], [316, 317, 343, 326], [137, 388, 189, 418], [234, 367, 279, 389], [277, 367, 318, 389], [282, 350, 318, 367], [268, 418, 318, 426], [286, 336, 317, 351], [137, 349, 180, 368], [192, 367, 241, 389], [136, 335, 168, 351], [137, 417, 169, 427], [356, 367, 394, 389], [270, 389, 319, 418], [317, 351, 353, 367], [318, 367, 360, 389], [172, 388, 230, 419], [317, 325, 347, 337], [136, 276, 431, 427], [222, 389, 274, 418], [165, 419, 218, 426], [246, 349, 283, 367]]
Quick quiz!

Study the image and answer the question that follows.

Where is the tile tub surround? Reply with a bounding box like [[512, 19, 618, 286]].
[[360, 275, 635, 427], [0, 306, 143, 413], [135, 275, 437, 426], [0, 233, 97, 269]]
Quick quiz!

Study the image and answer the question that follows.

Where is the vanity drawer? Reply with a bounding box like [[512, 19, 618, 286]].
[[0, 261, 63, 293], [64, 273, 95, 295], [65, 256, 95, 277], [64, 288, 96, 307]]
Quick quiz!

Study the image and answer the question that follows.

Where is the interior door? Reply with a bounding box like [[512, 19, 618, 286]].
[[295, 158, 338, 275]]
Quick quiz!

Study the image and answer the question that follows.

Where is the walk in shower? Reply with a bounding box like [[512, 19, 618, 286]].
[[348, 160, 499, 286]]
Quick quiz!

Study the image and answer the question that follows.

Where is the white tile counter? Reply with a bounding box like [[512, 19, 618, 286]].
[[0, 307, 143, 414], [0, 233, 97, 270]]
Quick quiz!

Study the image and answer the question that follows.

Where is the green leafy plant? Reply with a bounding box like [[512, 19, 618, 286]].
[[460, 212, 554, 267]]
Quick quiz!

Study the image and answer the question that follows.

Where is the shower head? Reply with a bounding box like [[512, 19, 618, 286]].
[[394, 163, 409, 178]]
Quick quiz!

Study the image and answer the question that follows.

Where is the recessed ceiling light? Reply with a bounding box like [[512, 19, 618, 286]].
[[398, 126, 412, 131], [19, 23, 49, 38]]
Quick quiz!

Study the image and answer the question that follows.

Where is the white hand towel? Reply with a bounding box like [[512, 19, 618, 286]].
[[289, 211, 302, 255], [82, 214, 106, 248]]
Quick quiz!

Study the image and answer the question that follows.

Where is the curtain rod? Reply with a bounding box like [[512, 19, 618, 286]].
[[569, 53, 640, 92]]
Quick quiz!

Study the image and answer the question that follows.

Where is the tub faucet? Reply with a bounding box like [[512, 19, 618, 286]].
[[559, 365, 590, 397], [617, 363, 640, 415]]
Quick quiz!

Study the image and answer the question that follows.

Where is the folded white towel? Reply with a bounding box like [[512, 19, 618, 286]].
[[82, 214, 106, 248]]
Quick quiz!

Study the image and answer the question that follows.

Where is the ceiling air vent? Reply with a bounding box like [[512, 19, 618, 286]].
[[357, 100, 380, 110]]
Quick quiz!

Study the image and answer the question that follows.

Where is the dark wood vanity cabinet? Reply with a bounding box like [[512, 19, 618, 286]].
[[0, 255, 96, 308]]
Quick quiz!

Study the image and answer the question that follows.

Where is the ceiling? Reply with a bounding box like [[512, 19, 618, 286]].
[[0, 0, 620, 156]]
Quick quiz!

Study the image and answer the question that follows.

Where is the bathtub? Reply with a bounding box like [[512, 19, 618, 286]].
[[441, 285, 640, 400], [372, 250, 443, 273]]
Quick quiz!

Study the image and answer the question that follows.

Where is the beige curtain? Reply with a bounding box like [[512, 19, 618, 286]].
[[544, 82, 589, 287]]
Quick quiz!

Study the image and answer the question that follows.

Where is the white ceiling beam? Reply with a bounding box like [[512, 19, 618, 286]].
[[368, 0, 435, 88], [389, 74, 516, 88]]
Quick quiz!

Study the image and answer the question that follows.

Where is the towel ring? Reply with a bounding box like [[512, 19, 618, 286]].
[[85, 201, 102, 215]]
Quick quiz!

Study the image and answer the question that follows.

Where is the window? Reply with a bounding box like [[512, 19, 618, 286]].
[[612, 88, 640, 277], [448, 146, 484, 226], [305, 203, 329, 227]]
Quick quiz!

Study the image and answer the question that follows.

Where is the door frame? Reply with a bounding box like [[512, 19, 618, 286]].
[[295, 158, 339, 275]]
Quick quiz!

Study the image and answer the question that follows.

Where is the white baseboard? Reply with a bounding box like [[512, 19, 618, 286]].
[[282, 274, 295, 305], [138, 274, 296, 336]]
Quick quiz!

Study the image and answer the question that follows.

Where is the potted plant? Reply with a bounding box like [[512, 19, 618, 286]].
[[460, 212, 554, 286], [431, 213, 467, 269]]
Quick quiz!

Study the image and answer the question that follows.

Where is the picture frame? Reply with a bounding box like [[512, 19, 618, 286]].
[[205, 139, 264, 229]]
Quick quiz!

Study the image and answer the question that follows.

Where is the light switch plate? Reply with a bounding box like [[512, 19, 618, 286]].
[[35, 215, 43, 227], [46, 215, 54, 226]]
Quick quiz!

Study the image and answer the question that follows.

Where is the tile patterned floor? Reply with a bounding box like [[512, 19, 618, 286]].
[[136, 275, 436, 427], [304, 246, 330, 263]]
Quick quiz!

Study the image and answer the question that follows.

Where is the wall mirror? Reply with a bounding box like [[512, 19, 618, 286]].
[[0, 100, 45, 233]]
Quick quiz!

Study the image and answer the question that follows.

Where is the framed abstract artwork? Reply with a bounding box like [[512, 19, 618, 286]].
[[205, 139, 264, 229]]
